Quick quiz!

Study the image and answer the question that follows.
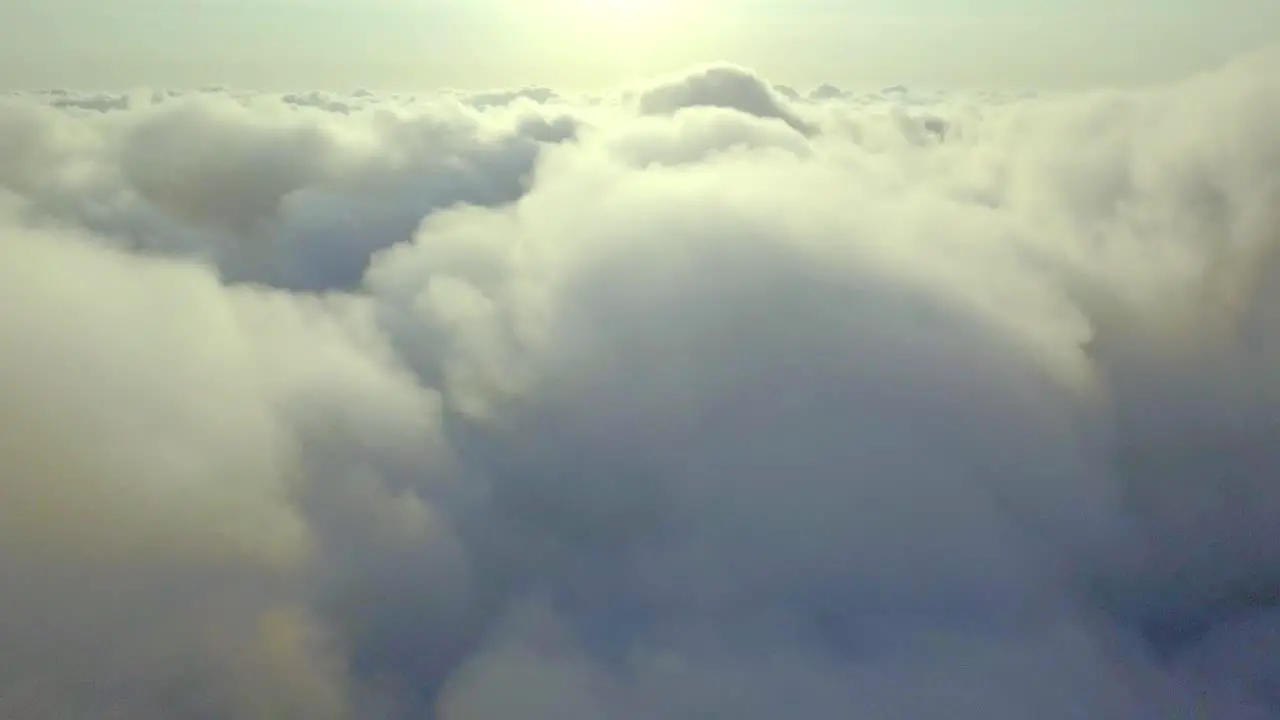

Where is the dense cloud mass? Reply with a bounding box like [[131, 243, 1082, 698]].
[[2, 49, 1279, 718]]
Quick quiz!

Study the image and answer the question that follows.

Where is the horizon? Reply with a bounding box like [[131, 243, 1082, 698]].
[[3, 1, 1277, 91]]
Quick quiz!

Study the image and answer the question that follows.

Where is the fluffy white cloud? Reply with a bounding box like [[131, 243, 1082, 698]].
[[636, 64, 817, 136], [1, 47, 1278, 718]]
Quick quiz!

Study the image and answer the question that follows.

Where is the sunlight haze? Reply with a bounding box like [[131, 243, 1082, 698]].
[[1, 0, 1276, 90]]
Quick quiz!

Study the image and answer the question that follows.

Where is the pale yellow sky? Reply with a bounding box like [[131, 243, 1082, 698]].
[[1, 0, 1276, 90]]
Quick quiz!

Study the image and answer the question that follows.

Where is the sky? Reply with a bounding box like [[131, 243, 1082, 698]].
[[1, 0, 1278, 90]]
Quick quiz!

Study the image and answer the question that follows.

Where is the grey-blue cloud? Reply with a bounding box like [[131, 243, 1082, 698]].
[[1, 49, 1279, 718]]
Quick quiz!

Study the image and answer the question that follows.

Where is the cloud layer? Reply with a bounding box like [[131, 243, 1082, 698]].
[[2, 51, 1280, 718]]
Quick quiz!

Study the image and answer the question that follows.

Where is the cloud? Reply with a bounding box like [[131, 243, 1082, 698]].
[[1, 46, 1279, 718], [0, 227, 326, 718], [636, 64, 818, 136], [4, 89, 580, 290], [808, 82, 847, 100], [462, 86, 561, 109]]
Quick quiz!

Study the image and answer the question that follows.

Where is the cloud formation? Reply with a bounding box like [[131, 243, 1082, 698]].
[[637, 64, 818, 136], [2, 50, 1280, 718]]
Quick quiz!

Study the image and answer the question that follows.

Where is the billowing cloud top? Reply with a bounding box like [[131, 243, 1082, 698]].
[[636, 64, 818, 135], [2, 52, 1280, 719]]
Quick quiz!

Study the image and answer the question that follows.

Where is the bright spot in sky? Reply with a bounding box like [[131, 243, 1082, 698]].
[[556, 0, 699, 67], [578, 0, 677, 29], [598, 0, 657, 15]]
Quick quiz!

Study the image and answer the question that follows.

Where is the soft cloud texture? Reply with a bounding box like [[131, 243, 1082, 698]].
[[1, 47, 1279, 719]]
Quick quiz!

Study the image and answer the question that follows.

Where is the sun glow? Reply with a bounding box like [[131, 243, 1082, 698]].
[[545, 0, 713, 79], [600, 0, 646, 11], [596, 0, 659, 16], [576, 0, 679, 31]]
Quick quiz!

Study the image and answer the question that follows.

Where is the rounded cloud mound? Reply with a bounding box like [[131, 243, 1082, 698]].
[[636, 64, 817, 135], [809, 82, 847, 100], [1, 50, 1280, 718]]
